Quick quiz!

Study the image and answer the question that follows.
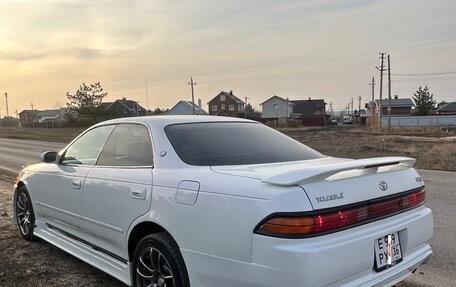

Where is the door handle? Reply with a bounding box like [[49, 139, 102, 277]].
[[131, 188, 146, 200], [71, 179, 81, 189]]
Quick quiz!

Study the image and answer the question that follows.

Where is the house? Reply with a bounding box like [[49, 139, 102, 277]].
[[260, 95, 295, 119], [168, 99, 208, 115], [367, 96, 414, 116], [18, 110, 39, 126], [0, 116, 19, 127], [260, 96, 328, 126], [102, 98, 147, 117], [290, 98, 327, 117], [34, 109, 67, 127], [437, 102, 456, 115], [36, 108, 67, 124], [208, 91, 245, 117]]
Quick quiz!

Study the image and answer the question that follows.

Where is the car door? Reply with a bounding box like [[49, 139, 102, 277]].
[[30, 125, 115, 237], [81, 123, 154, 260]]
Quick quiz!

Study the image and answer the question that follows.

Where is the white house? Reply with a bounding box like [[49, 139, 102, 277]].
[[167, 100, 208, 115], [36, 108, 67, 123], [260, 95, 294, 118]]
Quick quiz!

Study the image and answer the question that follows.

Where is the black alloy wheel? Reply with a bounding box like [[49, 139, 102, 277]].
[[15, 186, 36, 241], [133, 232, 189, 287]]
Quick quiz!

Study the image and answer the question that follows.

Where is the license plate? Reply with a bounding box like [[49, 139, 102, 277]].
[[374, 232, 403, 271]]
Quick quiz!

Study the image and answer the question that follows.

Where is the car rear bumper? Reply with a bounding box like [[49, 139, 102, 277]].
[[182, 205, 433, 287]]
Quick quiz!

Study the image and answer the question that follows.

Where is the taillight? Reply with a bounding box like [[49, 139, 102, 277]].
[[255, 188, 425, 238]]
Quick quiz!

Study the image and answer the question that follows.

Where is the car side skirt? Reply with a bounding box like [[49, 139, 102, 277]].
[[33, 220, 132, 286]]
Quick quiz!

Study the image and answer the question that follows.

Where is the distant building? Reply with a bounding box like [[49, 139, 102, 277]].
[[208, 91, 245, 117], [168, 99, 208, 115], [18, 110, 39, 126], [290, 98, 327, 117], [0, 116, 19, 127], [36, 108, 67, 124], [260, 96, 327, 126], [102, 98, 147, 117], [437, 102, 456, 115], [260, 95, 295, 119], [367, 96, 414, 116]]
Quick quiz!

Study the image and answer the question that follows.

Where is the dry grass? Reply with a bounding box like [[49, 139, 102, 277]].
[[281, 126, 456, 172], [0, 127, 83, 143], [0, 125, 454, 171]]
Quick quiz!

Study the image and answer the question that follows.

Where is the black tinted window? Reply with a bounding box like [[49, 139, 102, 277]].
[[165, 122, 323, 166], [97, 124, 153, 166]]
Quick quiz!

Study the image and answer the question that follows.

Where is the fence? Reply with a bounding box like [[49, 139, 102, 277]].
[[380, 115, 456, 127]]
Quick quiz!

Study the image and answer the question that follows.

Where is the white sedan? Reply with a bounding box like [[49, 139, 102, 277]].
[[12, 115, 433, 287]]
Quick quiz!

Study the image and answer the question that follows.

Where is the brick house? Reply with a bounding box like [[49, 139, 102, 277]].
[[208, 91, 245, 117]]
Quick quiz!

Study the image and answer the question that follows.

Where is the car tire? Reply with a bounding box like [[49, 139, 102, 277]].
[[15, 186, 36, 241], [133, 232, 190, 287]]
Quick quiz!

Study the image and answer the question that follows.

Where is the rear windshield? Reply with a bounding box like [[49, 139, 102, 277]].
[[165, 122, 323, 166]]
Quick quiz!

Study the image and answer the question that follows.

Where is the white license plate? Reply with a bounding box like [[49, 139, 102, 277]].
[[374, 232, 402, 271]]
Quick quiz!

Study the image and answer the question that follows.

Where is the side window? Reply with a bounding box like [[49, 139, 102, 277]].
[[97, 124, 153, 167], [61, 125, 115, 166]]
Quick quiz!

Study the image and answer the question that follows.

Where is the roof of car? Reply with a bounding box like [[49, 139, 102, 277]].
[[95, 115, 255, 129]]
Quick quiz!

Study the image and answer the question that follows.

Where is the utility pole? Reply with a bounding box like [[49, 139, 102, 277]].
[[358, 96, 362, 125], [369, 77, 375, 127], [244, 97, 248, 118], [145, 83, 149, 112], [15, 109, 21, 127], [188, 77, 196, 115], [5, 93, 9, 117], [31, 102, 35, 128], [369, 77, 375, 106], [387, 54, 392, 130], [351, 97, 354, 115], [376, 52, 386, 130]]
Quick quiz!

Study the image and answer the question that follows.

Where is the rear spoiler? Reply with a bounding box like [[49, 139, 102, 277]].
[[261, 157, 416, 186]]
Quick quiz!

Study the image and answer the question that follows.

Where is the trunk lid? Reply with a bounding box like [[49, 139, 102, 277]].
[[211, 156, 424, 210]]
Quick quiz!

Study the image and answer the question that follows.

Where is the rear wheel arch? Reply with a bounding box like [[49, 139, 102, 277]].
[[128, 221, 178, 262]]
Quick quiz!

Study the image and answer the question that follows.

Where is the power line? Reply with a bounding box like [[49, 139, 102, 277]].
[[391, 70, 456, 76]]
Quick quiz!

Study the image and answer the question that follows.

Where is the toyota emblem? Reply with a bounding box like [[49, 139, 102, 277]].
[[379, 181, 388, 191]]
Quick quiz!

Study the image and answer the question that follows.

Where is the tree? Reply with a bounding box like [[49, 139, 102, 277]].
[[245, 103, 255, 114], [65, 82, 115, 126], [153, 108, 169, 115], [413, 86, 436, 116]]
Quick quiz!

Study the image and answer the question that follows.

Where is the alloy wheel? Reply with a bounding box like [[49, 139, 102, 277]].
[[16, 191, 33, 235], [136, 247, 176, 287]]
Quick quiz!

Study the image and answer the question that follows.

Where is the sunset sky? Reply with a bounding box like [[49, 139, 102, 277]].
[[0, 0, 455, 115]]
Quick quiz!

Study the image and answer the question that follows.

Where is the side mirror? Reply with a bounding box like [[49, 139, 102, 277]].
[[40, 151, 60, 163]]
